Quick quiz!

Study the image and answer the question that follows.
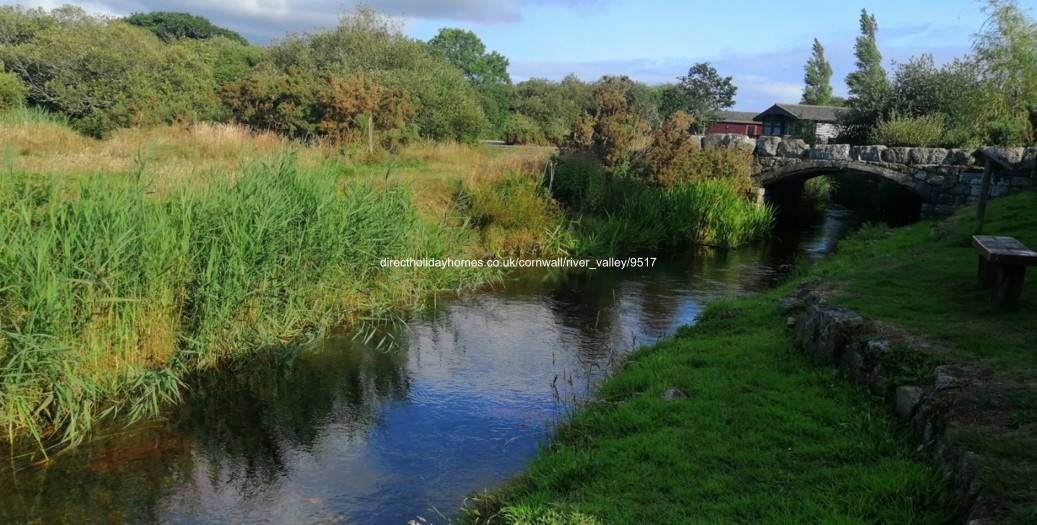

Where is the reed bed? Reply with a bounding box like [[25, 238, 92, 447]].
[[0, 154, 494, 451]]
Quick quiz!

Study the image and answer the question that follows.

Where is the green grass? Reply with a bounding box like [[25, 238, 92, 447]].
[[465, 299, 954, 524], [812, 190, 1037, 372]]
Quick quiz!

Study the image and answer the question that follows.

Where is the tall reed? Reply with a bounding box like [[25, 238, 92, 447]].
[[0, 155, 495, 450]]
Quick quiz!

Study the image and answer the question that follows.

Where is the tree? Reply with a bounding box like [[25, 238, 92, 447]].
[[672, 62, 736, 132], [0, 15, 218, 137], [973, 0, 1037, 145], [801, 38, 833, 105], [578, 75, 652, 169], [266, 6, 487, 143], [842, 9, 891, 143], [124, 11, 248, 45], [427, 28, 510, 86]]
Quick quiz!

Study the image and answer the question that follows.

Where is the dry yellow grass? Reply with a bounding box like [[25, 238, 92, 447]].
[[1, 120, 554, 207]]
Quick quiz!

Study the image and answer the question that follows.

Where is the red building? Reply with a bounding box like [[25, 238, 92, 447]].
[[705, 111, 761, 137]]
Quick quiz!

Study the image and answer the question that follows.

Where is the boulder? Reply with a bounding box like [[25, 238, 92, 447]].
[[755, 136, 782, 157], [794, 305, 864, 363], [776, 138, 809, 158]]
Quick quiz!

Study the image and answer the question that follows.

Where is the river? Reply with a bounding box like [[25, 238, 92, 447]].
[[0, 205, 864, 525]]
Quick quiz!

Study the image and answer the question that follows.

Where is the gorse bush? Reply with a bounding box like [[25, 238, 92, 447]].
[[503, 113, 547, 145]]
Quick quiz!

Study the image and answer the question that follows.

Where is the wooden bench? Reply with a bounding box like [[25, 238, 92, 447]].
[[971, 235, 1037, 309]]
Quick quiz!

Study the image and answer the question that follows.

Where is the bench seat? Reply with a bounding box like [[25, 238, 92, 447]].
[[971, 235, 1037, 309]]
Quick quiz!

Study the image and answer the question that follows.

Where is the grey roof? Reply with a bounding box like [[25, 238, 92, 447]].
[[753, 103, 847, 123], [712, 111, 759, 124]]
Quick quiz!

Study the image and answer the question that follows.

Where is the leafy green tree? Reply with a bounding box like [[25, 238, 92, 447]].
[[427, 28, 510, 85], [671, 62, 737, 132], [843, 9, 891, 143], [0, 16, 218, 137], [124, 11, 248, 45], [511, 75, 594, 145], [267, 6, 487, 142], [801, 38, 833, 105], [0, 5, 56, 45], [973, 0, 1037, 145], [0, 70, 27, 110]]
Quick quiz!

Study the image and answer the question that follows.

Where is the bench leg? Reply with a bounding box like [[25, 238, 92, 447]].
[[991, 264, 1027, 309], [977, 257, 993, 288]]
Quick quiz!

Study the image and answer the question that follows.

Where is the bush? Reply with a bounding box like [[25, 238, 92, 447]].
[[870, 113, 944, 147], [0, 18, 218, 137], [0, 71, 27, 110], [503, 113, 546, 145]]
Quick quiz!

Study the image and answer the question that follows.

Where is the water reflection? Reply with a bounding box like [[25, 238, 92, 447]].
[[0, 206, 862, 525]]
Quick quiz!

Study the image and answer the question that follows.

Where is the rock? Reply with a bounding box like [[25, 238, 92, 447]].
[[777, 297, 805, 315], [702, 134, 725, 150], [786, 316, 797, 328], [777, 138, 809, 159], [660, 388, 688, 401], [852, 145, 885, 162], [726, 134, 757, 153], [809, 144, 851, 161], [794, 305, 864, 363], [894, 385, 926, 421], [909, 148, 949, 165], [755, 136, 782, 157], [881, 147, 912, 164], [944, 149, 972, 166]]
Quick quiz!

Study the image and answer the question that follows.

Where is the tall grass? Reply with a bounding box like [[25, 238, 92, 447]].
[[552, 157, 772, 255], [0, 155, 495, 450]]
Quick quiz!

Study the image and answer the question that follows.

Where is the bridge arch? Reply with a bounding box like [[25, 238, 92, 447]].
[[754, 160, 926, 197]]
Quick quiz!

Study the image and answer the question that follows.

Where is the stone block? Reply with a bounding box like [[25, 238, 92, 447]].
[[756, 136, 782, 157], [702, 134, 725, 150], [777, 138, 809, 159], [809, 143, 851, 161], [852, 145, 885, 162], [958, 172, 982, 184], [909, 147, 949, 165], [1011, 176, 1033, 187], [726, 134, 757, 153], [794, 305, 864, 364], [881, 147, 912, 164], [944, 149, 971, 165], [894, 385, 926, 421], [927, 175, 946, 185]]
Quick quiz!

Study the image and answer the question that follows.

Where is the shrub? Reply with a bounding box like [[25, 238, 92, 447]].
[[0, 70, 27, 110], [503, 113, 546, 145], [0, 18, 218, 137], [870, 113, 944, 147]]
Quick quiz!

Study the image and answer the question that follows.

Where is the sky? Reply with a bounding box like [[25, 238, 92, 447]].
[[14, 0, 1030, 111]]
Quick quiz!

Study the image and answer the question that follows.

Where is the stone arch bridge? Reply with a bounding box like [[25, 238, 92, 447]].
[[694, 134, 1036, 217]]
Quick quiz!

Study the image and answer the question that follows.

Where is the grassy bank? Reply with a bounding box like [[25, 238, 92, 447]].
[[463, 298, 954, 524], [467, 189, 1037, 524]]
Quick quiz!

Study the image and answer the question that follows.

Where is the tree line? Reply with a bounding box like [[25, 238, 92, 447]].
[[1, 2, 1033, 148], [801, 0, 1036, 147]]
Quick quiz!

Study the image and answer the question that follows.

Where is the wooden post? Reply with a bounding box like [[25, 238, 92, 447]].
[[974, 157, 992, 235], [367, 115, 374, 155]]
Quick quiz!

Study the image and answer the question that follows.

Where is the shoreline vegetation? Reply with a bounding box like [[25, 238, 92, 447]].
[[463, 189, 1037, 525], [0, 109, 770, 454]]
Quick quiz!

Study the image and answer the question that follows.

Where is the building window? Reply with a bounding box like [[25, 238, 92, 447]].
[[746, 125, 757, 137]]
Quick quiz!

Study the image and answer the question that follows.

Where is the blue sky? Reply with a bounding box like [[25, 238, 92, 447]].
[[18, 0, 1026, 111]]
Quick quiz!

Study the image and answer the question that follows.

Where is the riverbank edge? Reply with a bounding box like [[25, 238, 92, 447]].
[[461, 191, 1037, 524]]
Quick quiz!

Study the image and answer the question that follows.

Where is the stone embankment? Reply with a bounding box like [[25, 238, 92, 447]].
[[780, 278, 999, 525]]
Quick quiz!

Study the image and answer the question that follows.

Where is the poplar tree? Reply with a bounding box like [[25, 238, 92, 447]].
[[843, 9, 890, 142], [801, 38, 833, 105]]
